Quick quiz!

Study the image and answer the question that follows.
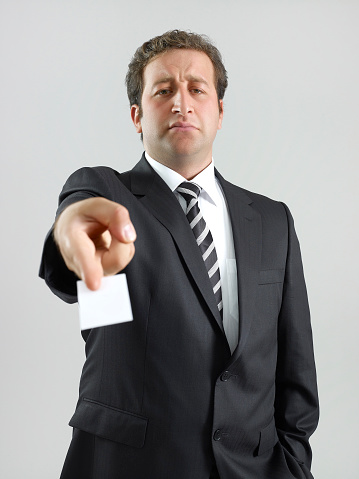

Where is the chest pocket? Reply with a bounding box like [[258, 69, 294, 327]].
[[258, 269, 284, 285]]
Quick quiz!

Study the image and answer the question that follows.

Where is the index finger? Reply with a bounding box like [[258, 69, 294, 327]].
[[82, 198, 136, 244]]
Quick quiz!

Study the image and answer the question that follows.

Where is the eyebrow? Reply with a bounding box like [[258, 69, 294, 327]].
[[152, 77, 173, 88], [151, 75, 210, 88], [187, 75, 210, 86]]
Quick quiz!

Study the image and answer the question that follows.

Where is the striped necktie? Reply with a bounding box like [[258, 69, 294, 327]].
[[176, 182, 223, 317]]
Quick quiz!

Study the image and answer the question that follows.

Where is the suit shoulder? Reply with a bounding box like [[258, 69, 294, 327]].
[[63, 165, 123, 188], [60, 165, 130, 199], [224, 179, 287, 220], [56, 165, 133, 216], [245, 188, 286, 213]]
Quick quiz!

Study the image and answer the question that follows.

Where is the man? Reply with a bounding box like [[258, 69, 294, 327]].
[[40, 30, 319, 479]]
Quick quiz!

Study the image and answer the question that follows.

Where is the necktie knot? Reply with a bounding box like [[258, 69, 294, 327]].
[[176, 182, 201, 204]]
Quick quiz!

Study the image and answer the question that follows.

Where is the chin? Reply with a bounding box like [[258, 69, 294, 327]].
[[168, 140, 202, 157]]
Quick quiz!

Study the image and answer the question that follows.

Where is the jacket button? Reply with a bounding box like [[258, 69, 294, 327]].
[[221, 371, 231, 381], [213, 429, 222, 441]]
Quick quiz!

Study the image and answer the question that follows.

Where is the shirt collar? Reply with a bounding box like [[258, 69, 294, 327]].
[[145, 151, 218, 206]]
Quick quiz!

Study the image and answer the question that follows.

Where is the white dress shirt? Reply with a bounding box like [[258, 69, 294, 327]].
[[145, 152, 239, 353]]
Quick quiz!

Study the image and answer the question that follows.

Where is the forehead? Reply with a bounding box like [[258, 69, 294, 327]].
[[142, 49, 216, 88]]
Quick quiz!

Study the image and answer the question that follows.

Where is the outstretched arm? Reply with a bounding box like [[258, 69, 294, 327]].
[[39, 166, 136, 302]]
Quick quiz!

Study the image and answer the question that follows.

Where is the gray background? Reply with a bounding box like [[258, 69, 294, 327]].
[[1, 0, 358, 477]]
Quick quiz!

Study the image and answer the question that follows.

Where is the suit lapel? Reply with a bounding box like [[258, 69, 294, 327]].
[[129, 156, 225, 333], [216, 172, 262, 361]]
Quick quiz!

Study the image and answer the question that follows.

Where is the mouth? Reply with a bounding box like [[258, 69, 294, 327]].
[[169, 122, 198, 131]]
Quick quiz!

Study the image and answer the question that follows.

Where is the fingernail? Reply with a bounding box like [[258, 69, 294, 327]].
[[123, 223, 136, 241]]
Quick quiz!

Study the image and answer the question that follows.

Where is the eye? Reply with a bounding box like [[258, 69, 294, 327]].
[[156, 89, 171, 96], [191, 88, 204, 94]]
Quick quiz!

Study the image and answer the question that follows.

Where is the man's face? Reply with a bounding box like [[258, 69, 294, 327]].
[[131, 49, 223, 174]]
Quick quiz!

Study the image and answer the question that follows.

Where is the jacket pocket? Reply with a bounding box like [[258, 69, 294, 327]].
[[258, 269, 284, 285], [69, 397, 148, 448], [257, 417, 279, 456]]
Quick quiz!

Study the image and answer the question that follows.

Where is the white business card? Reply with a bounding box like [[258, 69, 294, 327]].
[[77, 274, 133, 330]]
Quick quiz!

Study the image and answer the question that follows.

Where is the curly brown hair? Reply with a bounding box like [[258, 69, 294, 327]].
[[125, 29, 228, 111]]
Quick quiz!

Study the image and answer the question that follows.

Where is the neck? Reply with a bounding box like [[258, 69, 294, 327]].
[[163, 160, 212, 180], [146, 150, 213, 180]]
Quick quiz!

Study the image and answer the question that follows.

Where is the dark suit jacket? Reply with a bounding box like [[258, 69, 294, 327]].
[[39, 154, 319, 479]]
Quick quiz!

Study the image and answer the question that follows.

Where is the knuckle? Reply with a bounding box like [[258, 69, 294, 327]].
[[113, 204, 130, 223]]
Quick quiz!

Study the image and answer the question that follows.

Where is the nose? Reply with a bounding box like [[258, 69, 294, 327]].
[[171, 88, 193, 115]]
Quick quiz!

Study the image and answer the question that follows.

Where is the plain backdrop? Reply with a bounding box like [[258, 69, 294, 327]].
[[1, 1, 358, 477]]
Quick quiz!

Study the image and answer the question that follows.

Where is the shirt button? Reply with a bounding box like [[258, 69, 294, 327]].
[[221, 371, 231, 381], [213, 429, 222, 441]]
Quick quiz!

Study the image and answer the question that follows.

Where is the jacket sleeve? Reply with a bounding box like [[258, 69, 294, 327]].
[[274, 202, 319, 476], [38, 166, 118, 303]]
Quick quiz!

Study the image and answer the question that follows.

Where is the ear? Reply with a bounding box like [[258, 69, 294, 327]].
[[131, 105, 142, 133], [217, 100, 224, 130]]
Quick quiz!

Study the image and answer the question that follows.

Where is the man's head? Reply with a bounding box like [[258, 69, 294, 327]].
[[126, 30, 228, 178], [126, 29, 228, 114]]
